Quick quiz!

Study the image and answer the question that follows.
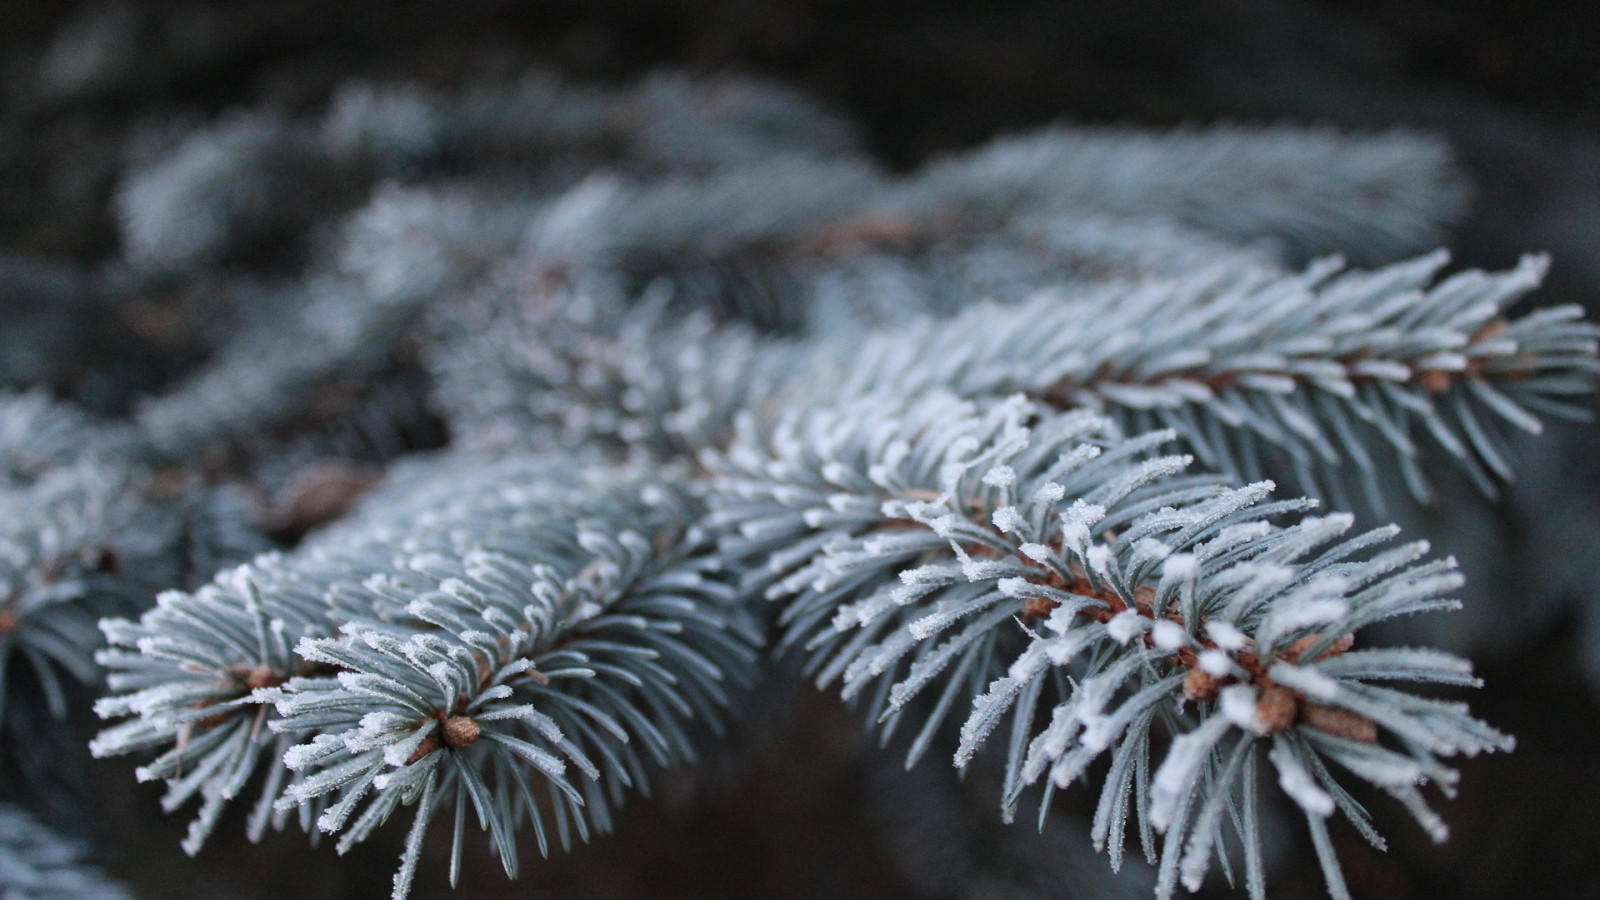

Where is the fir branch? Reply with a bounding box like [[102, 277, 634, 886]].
[[266, 475, 760, 899], [89, 453, 577, 853], [445, 250, 1597, 510], [708, 392, 1510, 899], [804, 252, 1598, 507], [95, 453, 760, 897], [0, 396, 266, 792], [90, 551, 338, 855]]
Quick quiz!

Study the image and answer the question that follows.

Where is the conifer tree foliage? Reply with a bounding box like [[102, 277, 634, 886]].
[[2, 9, 1600, 898]]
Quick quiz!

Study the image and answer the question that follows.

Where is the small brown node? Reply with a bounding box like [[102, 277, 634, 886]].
[[1256, 685, 1300, 734], [405, 735, 441, 766], [441, 715, 481, 749], [0, 607, 17, 634], [1300, 704, 1378, 743], [190, 700, 235, 730], [1183, 668, 1226, 703]]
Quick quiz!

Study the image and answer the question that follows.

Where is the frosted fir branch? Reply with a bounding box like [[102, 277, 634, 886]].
[[805, 252, 1598, 508], [421, 123, 1485, 457], [264, 476, 760, 900], [90, 553, 340, 855], [0, 403, 266, 771], [452, 248, 1596, 510], [89, 452, 581, 853], [94, 452, 759, 894], [431, 209, 1266, 459], [905, 123, 1469, 264], [707, 392, 1510, 900], [308, 453, 601, 629], [0, 803, 133, 900]]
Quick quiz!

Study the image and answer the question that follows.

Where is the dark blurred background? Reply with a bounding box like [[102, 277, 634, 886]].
[[4, 2, 1598, 898]]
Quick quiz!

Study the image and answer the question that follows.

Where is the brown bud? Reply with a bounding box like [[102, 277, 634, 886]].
[[1020, 596, 1059, 622], [1282, 632, 1354, 663], [240, 666, 286, 691], [0, 607, 17, 634], [1133, 586, 1156, 614], [1300, 704, 1378, 743], [405, 734, 441, 765], [1473, 318, 1509, 343], [1256, 685, 1300, 734], [1183, 668, 1224, 703], [441, 715, 481, 749], [190, 701, 236, 730], [1419, 370, 1453, 394]]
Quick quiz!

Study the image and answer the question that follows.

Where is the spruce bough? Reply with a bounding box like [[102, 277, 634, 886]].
[[0, 62, 1593, 900]]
